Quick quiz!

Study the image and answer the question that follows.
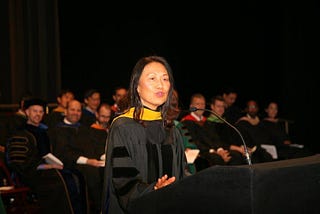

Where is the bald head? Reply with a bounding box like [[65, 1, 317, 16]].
[[65, 100, 82, 124]]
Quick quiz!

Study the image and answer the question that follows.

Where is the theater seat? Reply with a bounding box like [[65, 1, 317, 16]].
[[0, 160, 38, 213]]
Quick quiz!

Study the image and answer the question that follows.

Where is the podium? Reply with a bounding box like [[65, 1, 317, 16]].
[[128, 154, 320, 214]]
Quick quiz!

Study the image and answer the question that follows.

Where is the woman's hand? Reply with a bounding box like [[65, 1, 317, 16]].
[[154, 174, 176, 190]]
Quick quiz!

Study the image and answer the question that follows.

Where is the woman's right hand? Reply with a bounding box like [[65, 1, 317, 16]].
[[154, 174, 176, 190]]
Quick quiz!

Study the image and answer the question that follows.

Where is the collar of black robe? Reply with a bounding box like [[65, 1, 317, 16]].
[[61, 118, 81, 128], [117, 107, 162, 121]]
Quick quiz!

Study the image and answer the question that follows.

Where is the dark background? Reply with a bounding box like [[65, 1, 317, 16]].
[[57, 2, 318, 151], [58, 2, 317, 107], [58, 2, 290, 105]]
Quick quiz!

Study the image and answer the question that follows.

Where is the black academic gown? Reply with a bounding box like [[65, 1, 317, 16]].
[[101, 108, 187, 214], [6, 124, 76, 214], [49, 122, 103, 214]]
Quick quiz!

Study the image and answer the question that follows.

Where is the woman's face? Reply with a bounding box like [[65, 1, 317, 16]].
[[137, 62, 171, 110], [265, 102, 278, 119]]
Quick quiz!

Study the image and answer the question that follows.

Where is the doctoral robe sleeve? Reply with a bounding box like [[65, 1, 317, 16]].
[[107, 121, 153, 211]]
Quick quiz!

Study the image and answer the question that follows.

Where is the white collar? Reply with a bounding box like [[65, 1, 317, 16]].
[[191, 112, 203, 121]]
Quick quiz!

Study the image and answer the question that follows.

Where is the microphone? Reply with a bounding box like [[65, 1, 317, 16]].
[[189, 107, 252, 165]]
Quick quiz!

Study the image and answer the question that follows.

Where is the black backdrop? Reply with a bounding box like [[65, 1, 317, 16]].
[[57, 1, 318, 152]]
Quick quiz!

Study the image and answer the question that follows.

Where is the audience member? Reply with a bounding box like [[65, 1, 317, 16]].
[[1, 94, 33, 161], [90, 103, 112, 132], [44, 89, 74, 129], [203, 95, 248, 165], [81, 89, 101, 127], [90, 103, 112, 164], [6, 98, 88, 214], [49, 99, 105, 214], [235, 100, 275, 163], [260, 101, 314, 160], [110, 86, 128, 119], [101, 55, 187, 214], [222, 87, 244, 124]]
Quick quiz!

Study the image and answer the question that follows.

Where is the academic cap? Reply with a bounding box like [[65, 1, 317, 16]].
[[24, 98, 47, 110]]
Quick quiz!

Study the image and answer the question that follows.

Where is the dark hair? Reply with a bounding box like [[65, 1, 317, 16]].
[[113, 86, 127, 96], [222, 87, 238, 95], [210, 95, 224, 105], [190, 93, 206, 104], [24, 98, 47, 110], [58, 89, 74, 98], [127, 55, 175, 125], [166, 89, 180, 127], [83, 89, 100, 100]]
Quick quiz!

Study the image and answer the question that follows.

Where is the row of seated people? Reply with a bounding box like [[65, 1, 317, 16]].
[[215, 87, 314, 161], [1, 86, 126, 157], [172, 91, 315, 175], [1, 87, 127, 213], [3, 96, 113, 213], [237, 99, 313, 161], [43, 87, 127, 130]]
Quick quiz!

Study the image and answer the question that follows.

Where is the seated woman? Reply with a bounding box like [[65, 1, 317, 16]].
[[260, 101, 314, 160]]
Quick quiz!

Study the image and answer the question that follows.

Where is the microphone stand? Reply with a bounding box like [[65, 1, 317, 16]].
[[191, 107, 252, 165]]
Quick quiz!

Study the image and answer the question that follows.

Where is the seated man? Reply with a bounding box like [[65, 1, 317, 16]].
[[203, 95, 249, 165], [49, 99, 105, 214], [110, 86, 128, 120], [1, 94, 33, 160], [89, 103, 112, 177], [6, 98, 88, 214], [81, 89, 101, 127], [44, 89, 74, 129], [181, 93, 244, 171], [235, 100, 275, 163]]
